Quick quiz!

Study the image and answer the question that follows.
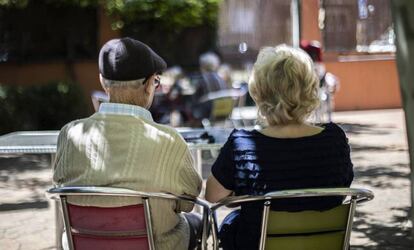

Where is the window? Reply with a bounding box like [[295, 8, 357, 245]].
[[321, 0, 395, 53], [0, 2, 98, 63]]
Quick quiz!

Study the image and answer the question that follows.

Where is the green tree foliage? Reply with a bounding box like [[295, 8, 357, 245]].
[[105, 0, 219, 31], [1, 0, 220, 67], [0, 0, 219, 28], [0, 81, 88, 134], [108, 0, 220, 68], [0, 0, 98, 8]]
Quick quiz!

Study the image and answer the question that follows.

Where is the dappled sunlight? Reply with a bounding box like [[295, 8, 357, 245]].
[[143, 123, 164, 143]]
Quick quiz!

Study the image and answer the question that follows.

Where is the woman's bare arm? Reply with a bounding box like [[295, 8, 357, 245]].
[[205, 175, 233, 203]]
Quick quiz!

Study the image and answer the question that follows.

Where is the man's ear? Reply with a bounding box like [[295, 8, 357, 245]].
[[99, 74, 110, 95], [144, 74, 155, 94]]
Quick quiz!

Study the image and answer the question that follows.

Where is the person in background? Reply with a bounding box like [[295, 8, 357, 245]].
[[190, 52, 229, 124], [218, 63, 233, 88], [205, 45, 353, 250], [149, 66, 183, 125], [53, 37, 202, 250], [165, 66, 191, 126], [300, 40, 339, 122]]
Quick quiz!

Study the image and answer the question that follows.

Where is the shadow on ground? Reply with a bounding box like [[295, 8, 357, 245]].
[[0, 154, 51, 172], [350, 143, 389, 152], [338, 123, 393, 136], [352, 207, 413, 250], [0, 200, 49, 211], [0, 154, 52, 211], [354, 164, 410, 189]]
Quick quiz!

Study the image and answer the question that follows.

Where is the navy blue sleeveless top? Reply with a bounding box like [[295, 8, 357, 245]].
[[211, 123, 354, 250]]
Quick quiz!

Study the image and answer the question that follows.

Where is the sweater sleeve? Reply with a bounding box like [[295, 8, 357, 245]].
[[52, 124, 69, 186], [176, 146, 202, 212]]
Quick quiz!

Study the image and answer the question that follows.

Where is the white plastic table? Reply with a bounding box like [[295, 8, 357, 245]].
[[0, 131, 61, 247]]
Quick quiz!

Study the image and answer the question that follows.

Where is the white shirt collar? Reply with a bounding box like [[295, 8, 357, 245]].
[[98, 103, 153, 121]]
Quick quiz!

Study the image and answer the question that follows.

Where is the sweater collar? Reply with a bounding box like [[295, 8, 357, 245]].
[[98, 103, 153, 121]]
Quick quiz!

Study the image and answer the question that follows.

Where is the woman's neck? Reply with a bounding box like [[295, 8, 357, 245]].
[[260, 122, 324, 138]]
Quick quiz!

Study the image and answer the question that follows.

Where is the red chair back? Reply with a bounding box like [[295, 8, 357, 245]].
[[67, 204, 149, 250]]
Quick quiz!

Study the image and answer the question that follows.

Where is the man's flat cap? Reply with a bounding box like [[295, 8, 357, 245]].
[[99, 37, 167, 81]]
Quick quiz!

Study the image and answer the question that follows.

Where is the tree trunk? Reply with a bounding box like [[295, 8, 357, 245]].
[[391, 0, 414, 238]]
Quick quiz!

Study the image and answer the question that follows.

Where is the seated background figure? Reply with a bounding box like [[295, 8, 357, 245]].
[[53, 37, 202, 250], [300, 40, 340, 122], [190, 52, 229, 125], [205, 45, 354, 250]]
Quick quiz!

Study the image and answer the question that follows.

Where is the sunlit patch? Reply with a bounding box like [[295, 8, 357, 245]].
[[87, 126, 108, 171], [142, 123, 173, 143]]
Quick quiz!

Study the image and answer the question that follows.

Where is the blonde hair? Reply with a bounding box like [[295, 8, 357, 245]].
[[248, 45, 320, 125]]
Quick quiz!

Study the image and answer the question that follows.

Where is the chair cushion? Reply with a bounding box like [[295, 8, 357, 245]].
[[211, 97, 234, 120], [68, 204, 150, 250], [73, 235, 149, 250], [267, 204, 350, 234], [68, 204, 147, 231], [265, 231, 345, 250]]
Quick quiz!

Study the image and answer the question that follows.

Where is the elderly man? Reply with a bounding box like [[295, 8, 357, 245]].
[[53, 37, 202, 250], [190, 52, 229, 124]]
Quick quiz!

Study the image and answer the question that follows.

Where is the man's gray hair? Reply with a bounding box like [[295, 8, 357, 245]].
[[101, 76, 145, 88], [199, 52, 220, 72]]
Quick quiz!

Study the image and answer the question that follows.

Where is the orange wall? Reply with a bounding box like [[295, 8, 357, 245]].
[[0, 7, 119, 113], [0, 2, 402, 112], [0, 63, 67, 85], [0, 61, 101, 112], [73, 62, 102, 105], [300, 0, 401, 111], [301, 0, 321, 42], [326, 59, 401, 110], [98, 6, 119, 47]]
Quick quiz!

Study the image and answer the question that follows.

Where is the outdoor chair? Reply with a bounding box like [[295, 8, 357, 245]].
[[210, 188, 374, 250], [199, 88, 247, 128], [46, 186, 210, 250]]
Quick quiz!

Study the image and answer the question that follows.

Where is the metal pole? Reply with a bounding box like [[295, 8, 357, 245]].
[[51, 153, 64, 250], [259, 201, 271, 250], [291, 0, 301, 47], [343, 199, 357, 250], [192, 148, 203, 214], [211, 212, 219, 250], [391, 0, 414, 239], [143, 198, 156, 250], [201, 206, 209, 250], [60, 197, 75, 250]]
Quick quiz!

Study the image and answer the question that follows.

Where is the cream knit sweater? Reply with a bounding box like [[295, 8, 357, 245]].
[[53, 110, 202, 250]]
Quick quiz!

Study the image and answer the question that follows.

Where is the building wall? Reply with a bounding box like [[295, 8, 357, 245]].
[[326, 58, 401, 110], [301, 0, 321, 42], [0, 7, 119, 113], [218, 0, 293, 66], [301, 0, 401, 111], [0, 2, 402, 112]]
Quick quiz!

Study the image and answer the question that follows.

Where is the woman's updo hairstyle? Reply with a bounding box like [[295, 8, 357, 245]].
[[248, 45, 320, 125]]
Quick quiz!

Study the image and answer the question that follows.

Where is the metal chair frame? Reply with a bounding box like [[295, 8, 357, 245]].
[[47, 186, 211, 250], [209, 188, 374, 250]]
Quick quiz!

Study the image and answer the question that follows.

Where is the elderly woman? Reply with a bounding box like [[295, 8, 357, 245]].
[[205, 45, 353, 250]]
